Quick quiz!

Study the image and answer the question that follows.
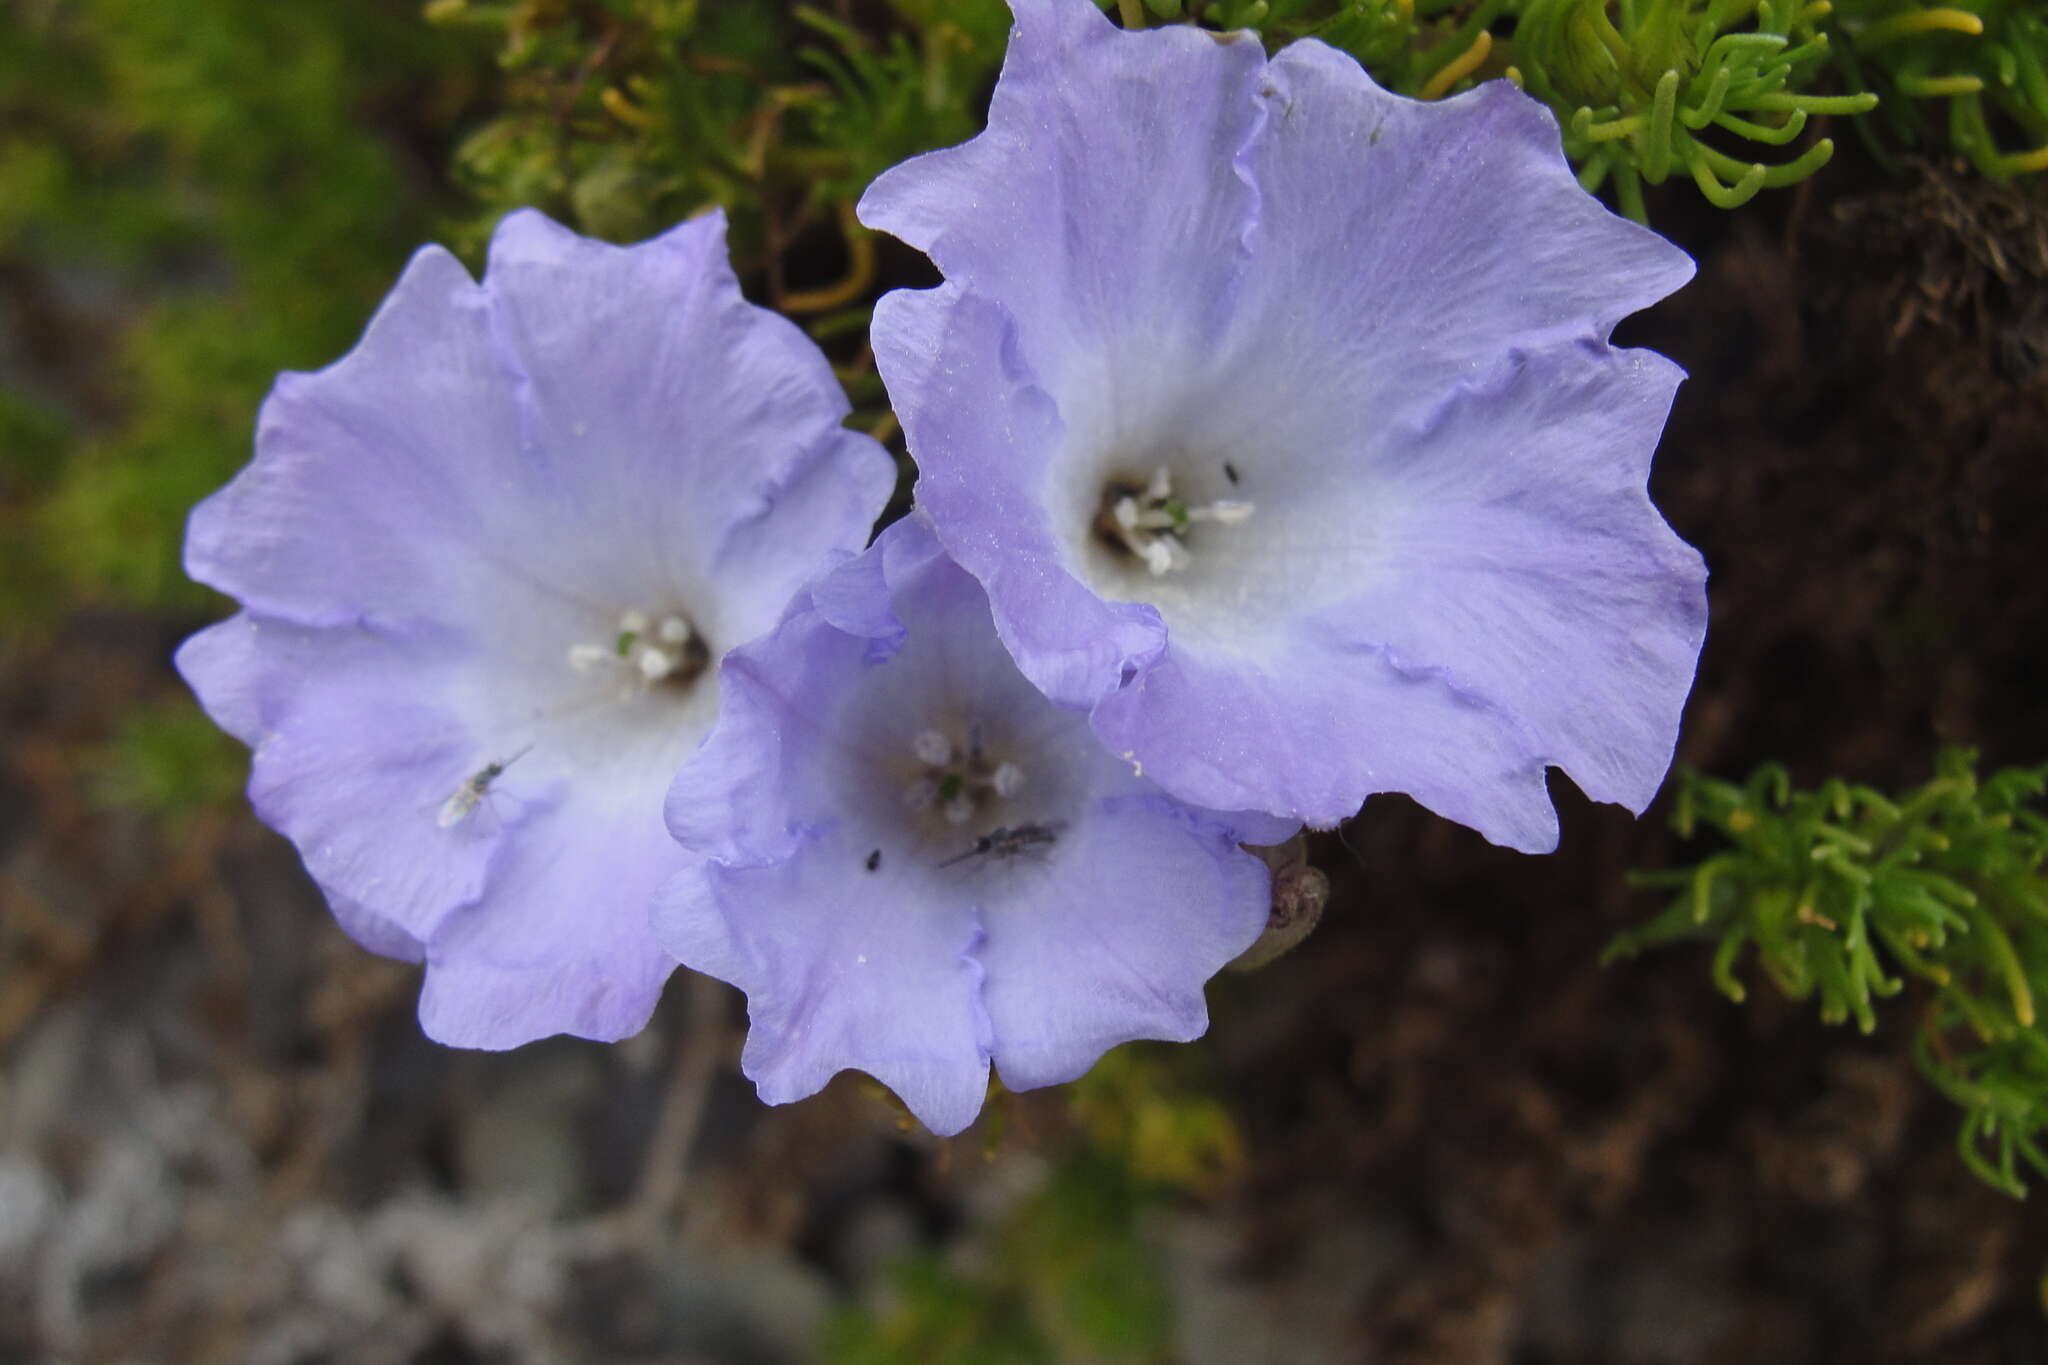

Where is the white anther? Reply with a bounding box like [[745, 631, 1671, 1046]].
[[992, 762, 1025, 798], [1141, 539, 1177, 576], [636, 647, 673, 682], [902, 778, 938, 812], [568, 644, 611, 671], [913, 729, 953, 766], [944, 794, 975, 826], [617, 609, 649, 635], [1192, 499, 1255, 524], [1144, 465, 1174, 501], [1113, 496, 1140, 532], [656, 615, 693, 644]]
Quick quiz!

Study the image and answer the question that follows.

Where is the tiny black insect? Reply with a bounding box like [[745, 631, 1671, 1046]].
[[936, 822, 1064, 869], [1223, 461, 1240, 486], [865, 848, 882, 872]]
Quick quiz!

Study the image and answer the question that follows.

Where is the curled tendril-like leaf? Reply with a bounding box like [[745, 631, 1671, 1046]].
[[1616, 749, 2048, 1198], [1834, 0, 2048, 179]]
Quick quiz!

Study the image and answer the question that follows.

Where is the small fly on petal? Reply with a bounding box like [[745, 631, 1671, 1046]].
[[437, 745, 532, 829], [935, 821, 1066, 869]]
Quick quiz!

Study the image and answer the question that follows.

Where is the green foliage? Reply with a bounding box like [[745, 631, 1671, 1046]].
[[824, 1046, 1233, 1364], [822, 1251, 1052, 1365], [431, 0, 1008, 258], [1101, 0, 1879, 220], [86, 694, 248, 825], [1110, 0, 2046, 218], [0, 0, 476, 622], [820, 1154, 1177, 1365], [1529, 0, 1875, 219], [430, 0, 1009, 436], [1613, 750, 2048, 1197], [1067, 1044, 1246, 1193], [1833, 0, 2048, 179]]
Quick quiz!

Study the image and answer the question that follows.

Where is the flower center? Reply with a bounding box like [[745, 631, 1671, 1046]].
[[901, 723, 1026, 827], [1092, 464, 1254, 577], [892, 723, 1066, 875], [566, 607, 711, 691]]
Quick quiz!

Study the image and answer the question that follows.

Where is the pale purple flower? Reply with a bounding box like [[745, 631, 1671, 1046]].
[[177, 210, 892, 1047], [657, 517, 1294, 1135], [861, 0, 1709, 851]]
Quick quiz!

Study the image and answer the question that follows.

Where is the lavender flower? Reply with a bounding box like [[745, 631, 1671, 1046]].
[[177, 210, 892, 1047], [861, 0, 1709, 852], [657, 517, 1294, 1135]]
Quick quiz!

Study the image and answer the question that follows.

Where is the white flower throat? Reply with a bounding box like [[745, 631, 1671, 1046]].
[[1095, 464, 1254, 576], [435, 605, 713, 832]]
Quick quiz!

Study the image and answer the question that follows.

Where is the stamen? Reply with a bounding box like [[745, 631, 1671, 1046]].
[[566, 605, 710, 691], [636, 647, 674, 682], [1190, 500, 1255, 524], [1095, 463, 1254, 576], [913, 729, 954, 766], [900, 720, 1030, 834]]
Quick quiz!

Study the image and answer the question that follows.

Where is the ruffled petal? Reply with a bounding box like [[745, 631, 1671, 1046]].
[[662, 626, 871, 870], [1090, 344, 1706, 844], [980, 793, 1268, 1089], [1090, 632, 1563, 851], [1317, 346, 1707, 814], [418, 803, 682, 1048], [184, 245, 533, 631], [656, 852, 992, 1136], [176, 614, 525, 953], [860, 0, 1270, 391], [479, 210, 894, 640], [1226, 44, 1694, 428], [872, 285, 1165, 709]]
